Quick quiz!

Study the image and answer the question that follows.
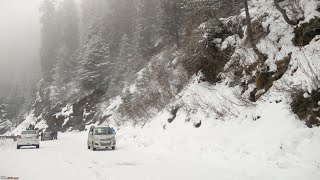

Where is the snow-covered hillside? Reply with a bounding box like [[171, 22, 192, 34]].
[[1, 0, 316, 133], [1, 0, 320, 179]]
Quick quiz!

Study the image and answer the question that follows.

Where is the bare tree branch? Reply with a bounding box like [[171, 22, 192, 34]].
[[274, 0, 303, 25], [243, 0, 267, 62]]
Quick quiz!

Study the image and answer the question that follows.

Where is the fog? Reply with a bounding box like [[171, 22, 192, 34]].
[[0, 0, 41, 98]]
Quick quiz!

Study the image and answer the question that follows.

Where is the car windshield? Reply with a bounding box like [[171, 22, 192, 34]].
[[94, 127, 111, 135], [22, 130, 37, 134]]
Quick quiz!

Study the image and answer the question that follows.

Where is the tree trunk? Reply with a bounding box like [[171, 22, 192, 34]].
[[173, 2, 180, 48], [243, 0, 266, 62], [274, 0, 301, 25]]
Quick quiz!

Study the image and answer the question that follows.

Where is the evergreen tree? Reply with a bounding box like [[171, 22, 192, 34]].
[[78, 33, 111, 90], [160, 0, 185, 47], [81, 0, 107, 35], [53, 0, 80, 91], [133, 0, 155, 58], [58, 0, 80, 55], [118, 34, 134, 67], [40, 0, 59, 79]]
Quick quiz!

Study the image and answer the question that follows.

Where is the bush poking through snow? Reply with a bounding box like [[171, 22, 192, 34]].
[[292, 17, 320, 46], [291, 89, 320, 128], [239, 53, 292, 102], [250, 54, 291, 101]]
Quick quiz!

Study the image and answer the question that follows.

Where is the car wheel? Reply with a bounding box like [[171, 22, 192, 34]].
[[36, 145, 39, 149], [112, 146, 115, 150], [92, 142, 96, 151], [17, 145, 20, 149], [87, 143, 90, 149]]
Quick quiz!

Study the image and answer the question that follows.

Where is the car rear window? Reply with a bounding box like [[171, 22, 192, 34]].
[[22, 131, 37, 134]]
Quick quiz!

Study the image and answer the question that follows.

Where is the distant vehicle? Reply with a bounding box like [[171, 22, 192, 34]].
[[87, 126, 116, 151], [17, 130, 40, 149], [42, 131, 51, 141]]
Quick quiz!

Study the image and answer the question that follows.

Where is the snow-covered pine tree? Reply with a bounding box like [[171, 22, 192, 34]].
[[53, 0, 80, 94], [78, 32, 111, 91], [132, 0, 156, 59], [40, 0, 59, 79], [160, 0, 185, 47], [58, 0, 80, 55], [118, 34, 134, 77]]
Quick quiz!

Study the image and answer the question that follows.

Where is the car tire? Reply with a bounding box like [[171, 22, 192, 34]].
[[36, 145, 39, 149], [112, 146, 115, 150], [17, 145, 20, 149], [87, 144, 90, 149], [92, 142, 96, 151]]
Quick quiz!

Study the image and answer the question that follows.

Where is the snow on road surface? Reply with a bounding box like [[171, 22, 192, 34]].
[[1, 102, 320, 180], [1, 100, 320, 180], [1, 133, 231, 180]]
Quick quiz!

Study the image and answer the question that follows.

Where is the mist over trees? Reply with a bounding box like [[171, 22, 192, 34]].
[[39, 0, 191, 97], [2, 0, 316, 131], [35, 0, 254, 126], [0, 0, 41, 99]]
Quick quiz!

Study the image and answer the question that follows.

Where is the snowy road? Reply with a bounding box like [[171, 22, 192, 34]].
[[1, 133, 229, 180], [1, 124, 320, 180]]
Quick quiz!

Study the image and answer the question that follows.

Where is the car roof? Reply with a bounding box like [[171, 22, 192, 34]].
[[22, 130, 37, 133], [94, 126, 110, 129]]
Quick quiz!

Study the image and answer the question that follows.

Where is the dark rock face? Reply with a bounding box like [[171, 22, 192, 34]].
[[62, 89, 106, 131], [31, 81, 106, 132], [0, 120, 12, 135]]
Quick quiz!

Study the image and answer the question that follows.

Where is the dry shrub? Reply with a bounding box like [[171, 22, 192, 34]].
[[251, 53, 291, 101], [291, 89, 320, 128], [292, 17, 320, 46], [233, 53, 291, 102], [182, 21, 231, 84], [287, 0, 304, 19], [243, 15, 270, 47], [118, 55, 188, 125], [255, 71, 274, 90]]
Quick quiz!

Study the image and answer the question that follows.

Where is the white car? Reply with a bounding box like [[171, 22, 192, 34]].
[[17, 130, 40, 149], [87, 126, 116, 151]]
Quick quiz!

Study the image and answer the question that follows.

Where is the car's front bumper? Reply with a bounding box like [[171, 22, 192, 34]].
[[94, 140, 116, 149]]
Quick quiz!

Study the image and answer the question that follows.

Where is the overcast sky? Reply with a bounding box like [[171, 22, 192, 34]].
[[0, 0, 41, 97]]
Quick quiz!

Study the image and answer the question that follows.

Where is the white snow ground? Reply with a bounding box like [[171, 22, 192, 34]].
[[1, 101, 320, 180]]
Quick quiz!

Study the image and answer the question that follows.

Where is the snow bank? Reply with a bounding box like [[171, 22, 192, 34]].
[[114, 98, 320, 180], [0, 139, 14, 151]]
